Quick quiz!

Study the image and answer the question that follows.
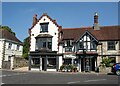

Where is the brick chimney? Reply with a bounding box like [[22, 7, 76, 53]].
[[93, 12, 100, 30], [32, 14, 38, 26]]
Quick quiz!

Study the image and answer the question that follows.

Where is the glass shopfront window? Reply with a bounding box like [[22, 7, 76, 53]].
[[47, 58, 56, 69], [31, 58, 40, 68]]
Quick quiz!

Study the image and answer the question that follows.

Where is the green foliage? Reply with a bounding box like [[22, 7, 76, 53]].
[[0, 26, 16, 35], [60, 64, 76, 71], [22, 36, 30, 60], [101, 58, 114, 67]]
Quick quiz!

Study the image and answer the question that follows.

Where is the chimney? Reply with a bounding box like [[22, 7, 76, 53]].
[[32, 14, 37, 26], [93, 12, 100, 30]]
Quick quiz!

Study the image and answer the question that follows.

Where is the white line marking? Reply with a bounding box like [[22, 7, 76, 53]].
[[67, 79, 107, 84], [1, 83, 5, 85], [67, 81, 81, 84], [84, 79, 107, 82]]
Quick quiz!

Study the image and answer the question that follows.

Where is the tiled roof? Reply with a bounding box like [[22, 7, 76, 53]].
[[0, 29, 22, 44], [61, 26, 120, 42]]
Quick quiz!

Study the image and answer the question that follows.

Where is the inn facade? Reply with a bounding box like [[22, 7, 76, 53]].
[[28, 13, 120, 72]]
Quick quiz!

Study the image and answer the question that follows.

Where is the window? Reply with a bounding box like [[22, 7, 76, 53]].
[[17, 45, 20, 50], [47, 58, 56, 69], [36, 38, 52, 50], [79, 42, 83, 49], [109, 57, 116, 63], [91, 41, 97, 50], [108, 41, 115, 50], [65, 47, 72, 52], [48, 42, 52, 50], [8, 43, 12, 49], [63, 58, 72, 65], [43, 42, 46, 48], [66, 40, 72, 47], [31, 58, 40, 68], [40, 23, 49, 32]]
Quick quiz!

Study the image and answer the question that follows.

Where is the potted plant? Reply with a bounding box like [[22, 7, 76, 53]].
[[73, 67, 78, 72], [60, 65, 65, 72], [68, 64, 74, 72]]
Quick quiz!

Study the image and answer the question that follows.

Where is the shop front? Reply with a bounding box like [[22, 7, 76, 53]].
[[29, 51, 63, 71], [77, 52, 98, 72]]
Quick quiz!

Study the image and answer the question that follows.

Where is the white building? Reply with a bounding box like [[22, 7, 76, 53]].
[[29, 13, 62, 71], [29, 13, 120, 72], [0, 29, 23, 69]]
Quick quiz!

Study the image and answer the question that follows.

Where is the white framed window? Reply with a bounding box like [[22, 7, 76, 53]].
[[8, 43, 12, 49], [17, 45, 20, 51], [107, 41, 116, 50]]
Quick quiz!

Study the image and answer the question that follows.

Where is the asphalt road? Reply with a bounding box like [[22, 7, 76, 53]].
[[1, 70, 119, 85]]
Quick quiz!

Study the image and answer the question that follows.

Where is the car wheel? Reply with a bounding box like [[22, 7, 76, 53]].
[[116, 70, 120, 76]]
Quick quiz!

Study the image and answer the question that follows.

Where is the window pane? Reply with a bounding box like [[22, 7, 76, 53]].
[[79, 42, 83, 49], [48, 42, 52, 50], [40, 23, 49, 32], [108, 41, 115, 50], [43, 42, 46, 48], [8, 43, 12, 49]]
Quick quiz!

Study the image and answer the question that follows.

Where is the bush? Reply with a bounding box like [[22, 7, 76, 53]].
[[60, 64, 77, 72], [101, 58, 115, 67]]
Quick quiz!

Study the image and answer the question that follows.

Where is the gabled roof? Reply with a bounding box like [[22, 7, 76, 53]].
[[0, 29, 22, 44], [61, 26, 120, 42], [29, 13, 61, 31], [76, 30, 98, 42]]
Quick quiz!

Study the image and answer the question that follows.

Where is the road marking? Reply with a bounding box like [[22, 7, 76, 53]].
[[67, 81, 81, 84], [84, 79, 107, 82], [0, 73, 26, 77], [1, 83, 5, 85], [67, 79, 107, 84]]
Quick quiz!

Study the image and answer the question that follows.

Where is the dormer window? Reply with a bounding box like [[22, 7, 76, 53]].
[[40, 22, 49, 32]]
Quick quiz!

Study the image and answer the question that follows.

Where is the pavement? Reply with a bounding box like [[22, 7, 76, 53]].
[[13, 67, 28, 72], [10, 67, 112, 75]]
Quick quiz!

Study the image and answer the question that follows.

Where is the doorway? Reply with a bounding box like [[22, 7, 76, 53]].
[[81, 56, 95, 72]]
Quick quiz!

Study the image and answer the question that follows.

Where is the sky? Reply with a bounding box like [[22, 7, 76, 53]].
[[2, 2, 118, 42]]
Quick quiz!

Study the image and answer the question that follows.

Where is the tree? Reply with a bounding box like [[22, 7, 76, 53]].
[[22, 36, 30, 60], [0, 25, 16, 35]]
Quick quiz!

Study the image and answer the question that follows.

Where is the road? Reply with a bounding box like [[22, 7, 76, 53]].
[[1, 70, 119, 85]]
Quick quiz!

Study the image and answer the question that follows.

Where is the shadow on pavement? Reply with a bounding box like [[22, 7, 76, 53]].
[[107, 73, 116, 75]]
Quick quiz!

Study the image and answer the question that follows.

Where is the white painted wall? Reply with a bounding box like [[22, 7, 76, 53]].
[[0, 38, 23, 69], [0, 39, 4, 68], [4, 41, 23, 61], [58, 56, 63, 69], [30, 16, 59, 52]]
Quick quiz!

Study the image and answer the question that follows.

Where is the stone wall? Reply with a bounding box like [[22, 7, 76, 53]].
[[13, 57, 28, 69], [99, 67, 111, 74]]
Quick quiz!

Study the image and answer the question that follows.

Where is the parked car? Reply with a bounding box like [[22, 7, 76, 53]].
[[111, 63, 120, 76]]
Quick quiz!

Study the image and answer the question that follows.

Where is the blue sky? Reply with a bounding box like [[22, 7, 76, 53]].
[[2, 2, 118, 42]]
